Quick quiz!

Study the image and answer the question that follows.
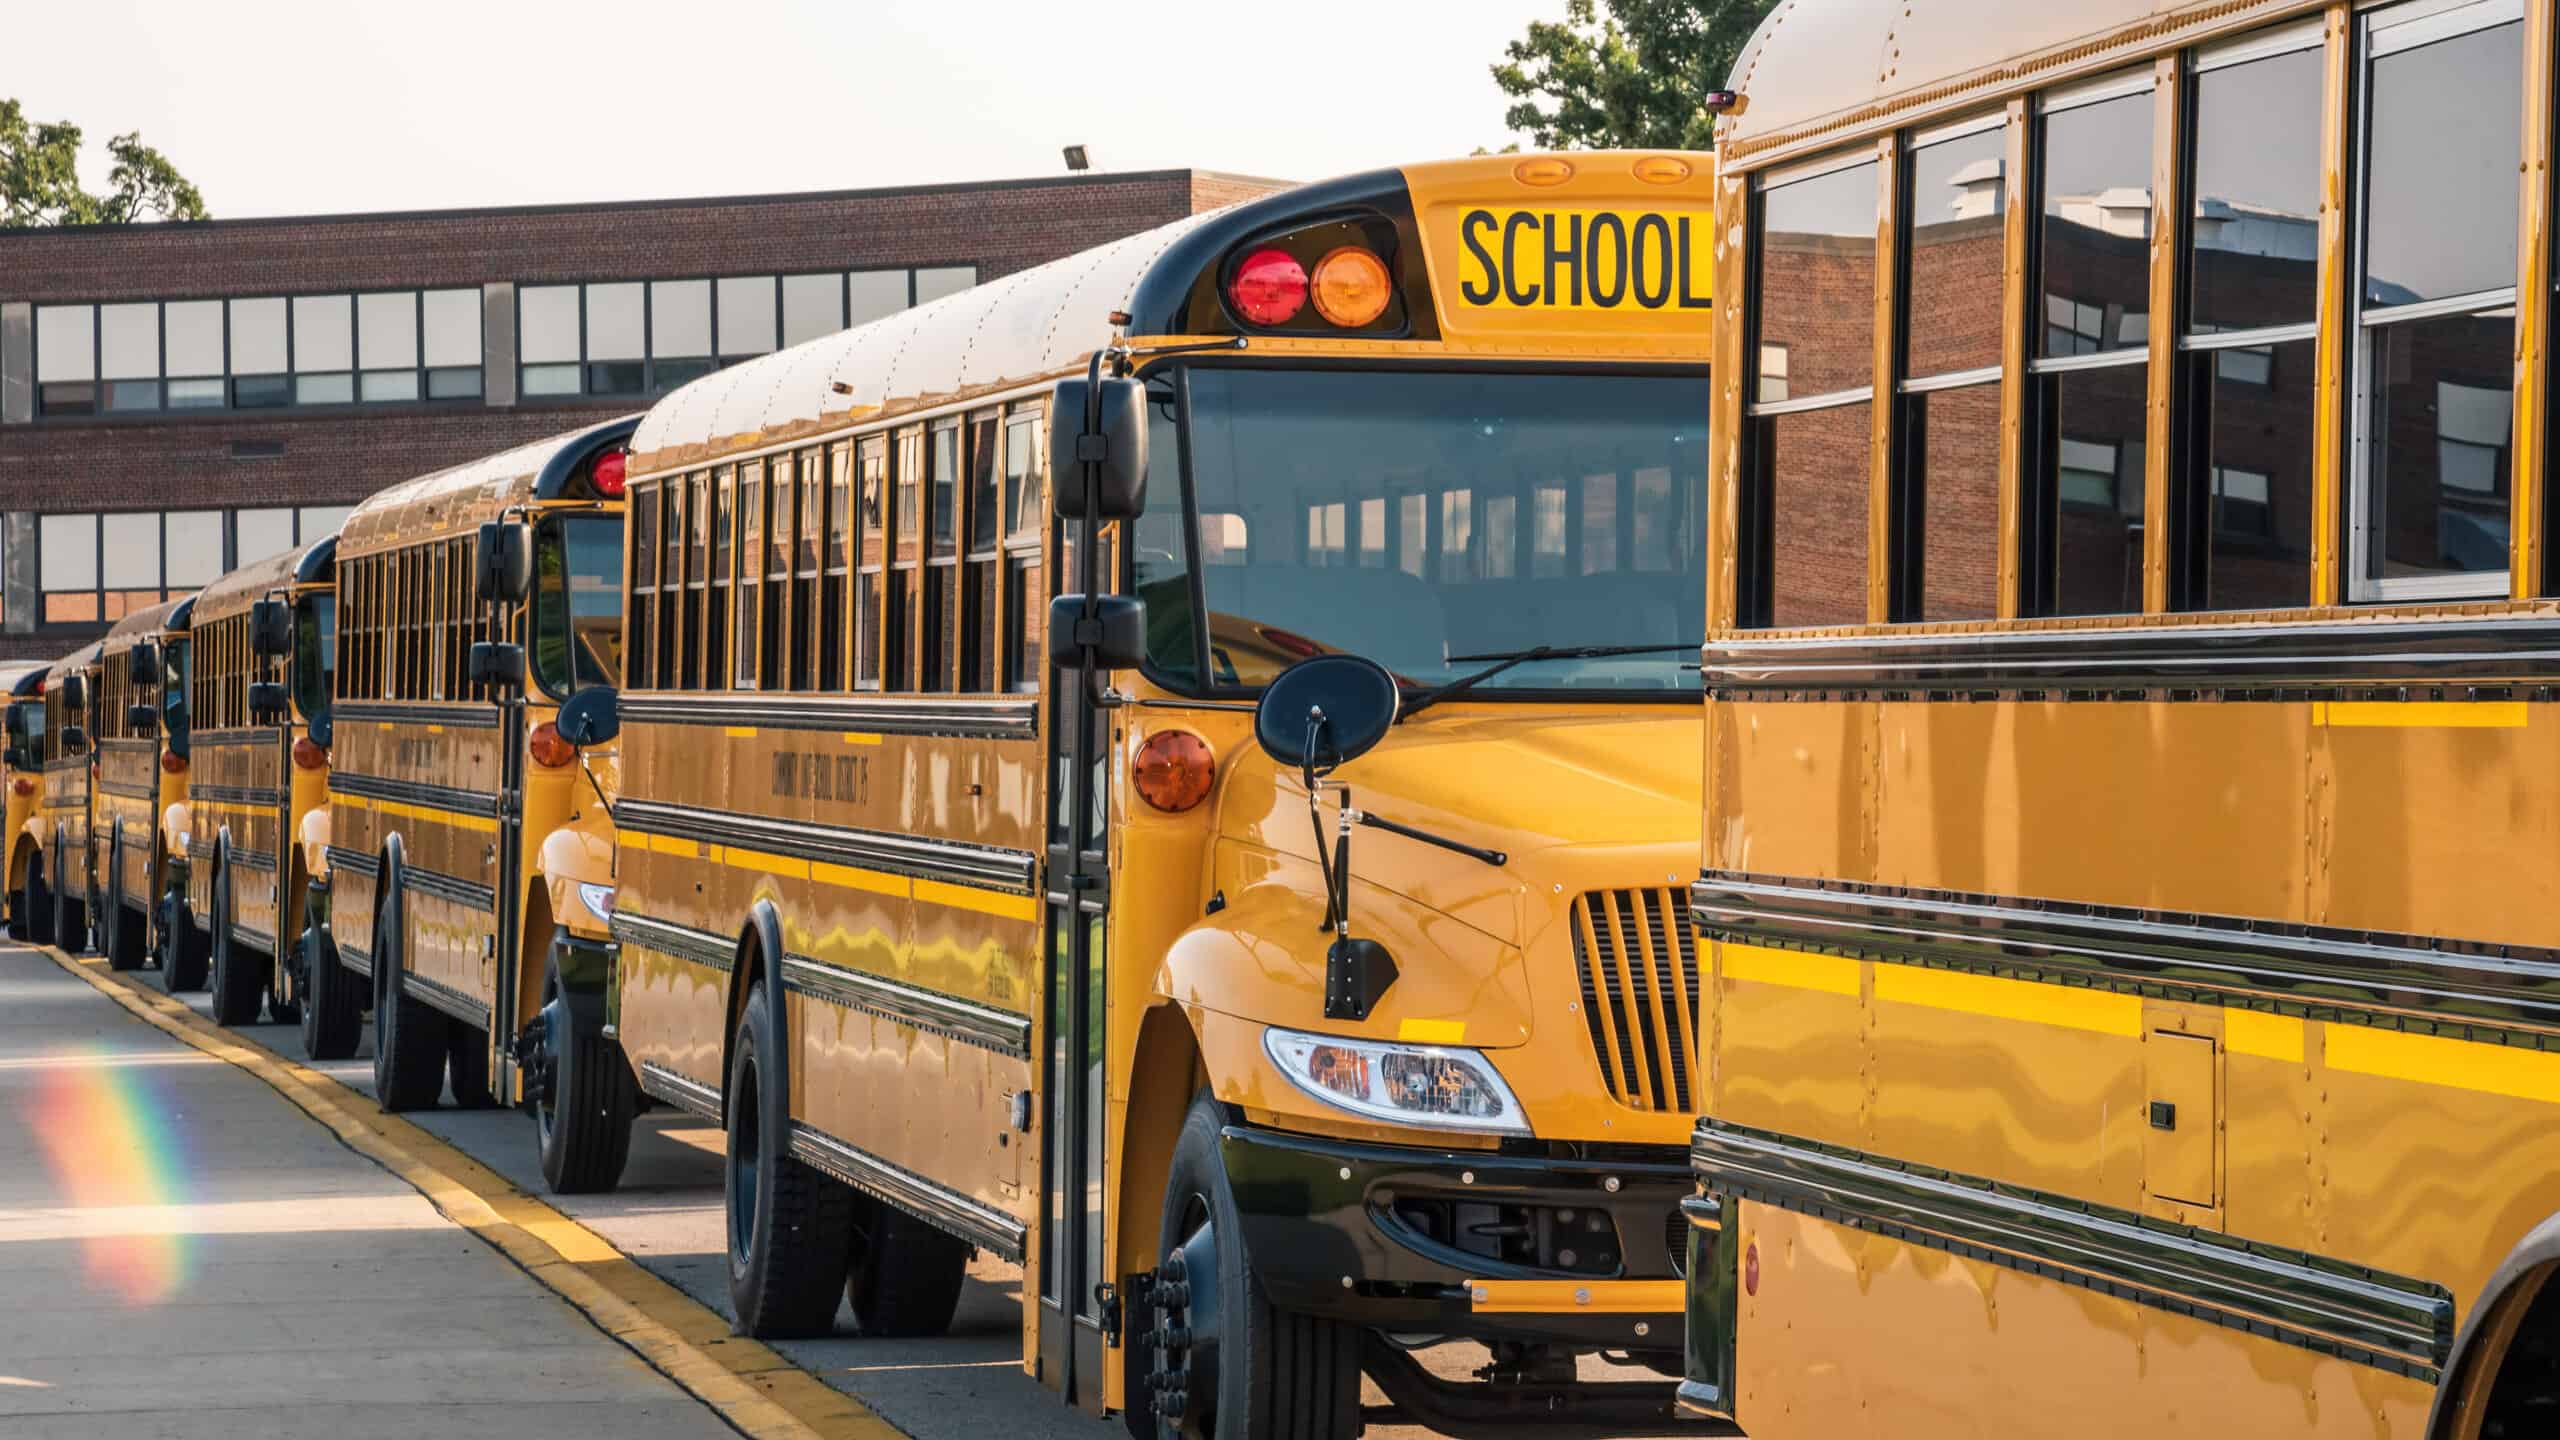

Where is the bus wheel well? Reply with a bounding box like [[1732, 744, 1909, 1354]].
[[1112, 1003, 1207, 1299], [516, 886, 556, 1041], [2471, 1269, 2560, 1438], [720, 917, 775, 1127]]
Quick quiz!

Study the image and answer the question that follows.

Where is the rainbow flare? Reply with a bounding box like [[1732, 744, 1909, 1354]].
[[28, 1045, 193, 1306]]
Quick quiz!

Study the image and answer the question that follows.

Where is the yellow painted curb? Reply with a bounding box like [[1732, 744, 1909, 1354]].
[[40, 946, 906, 1440]]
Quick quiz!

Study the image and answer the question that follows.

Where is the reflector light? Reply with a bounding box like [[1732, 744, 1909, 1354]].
[[1513, 157, 1574, 187], [1229, 247, 1309, 326], [161, 749, 188, 776], [1631, 155, 1694, 185], [290, 737, 327, 772], [591, 450, 627, 499], [1133, 730, 1215, 813], [1311, 247, 1393, 328], [529, 722, 577, 769]]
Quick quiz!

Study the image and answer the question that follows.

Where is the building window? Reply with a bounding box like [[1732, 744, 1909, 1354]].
[[31, 290, 478, 418], [35, 506, 347, 627], [2351, 0, 2524, 599], [1743, 148, 1878, 629]]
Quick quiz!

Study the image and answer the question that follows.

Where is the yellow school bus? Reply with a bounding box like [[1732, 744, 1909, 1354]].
[[27, 644, 103, 951], [329, 416, 632, 1117], [1680, 0, 2559, 1434], [94, 596, 192, 974], [182, 537, 340, 1036], [1, 664, 48, 939], [605, 154, 1717, 1436]]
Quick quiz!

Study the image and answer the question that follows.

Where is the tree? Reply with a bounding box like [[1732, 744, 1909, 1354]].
[[1492, 0, 1777, 152], [1, 99, 207, 228]]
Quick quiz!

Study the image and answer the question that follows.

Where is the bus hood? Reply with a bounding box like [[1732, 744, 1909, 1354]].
[[1217, 707, 1705, 948]]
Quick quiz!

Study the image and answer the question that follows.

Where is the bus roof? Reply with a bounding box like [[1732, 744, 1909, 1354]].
[[42, 641, 103, 692], [629, 153, 1718, 478], [195, 534, 337, 625], [341, 415, 640, 560], [1718, 0, 2280, 165], [100, 595, 193, 655]]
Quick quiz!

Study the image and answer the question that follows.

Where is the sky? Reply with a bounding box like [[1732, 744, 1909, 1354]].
[[9, 0, 1570, 219]]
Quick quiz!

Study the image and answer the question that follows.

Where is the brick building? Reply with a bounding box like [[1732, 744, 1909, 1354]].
[[0, 168, 1283, 659]]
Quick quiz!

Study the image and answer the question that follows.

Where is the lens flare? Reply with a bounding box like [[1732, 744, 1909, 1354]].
[[28, 1045, 191, 1305]]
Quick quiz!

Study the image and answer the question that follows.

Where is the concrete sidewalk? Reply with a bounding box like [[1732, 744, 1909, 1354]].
[[0, 943, 734, 1439]]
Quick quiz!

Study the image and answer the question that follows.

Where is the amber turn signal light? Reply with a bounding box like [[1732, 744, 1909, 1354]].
[[1133, 730, 1215, 813], [161, 749, 189, 775], [1312, 246, 1393, 329], [528, 722, 577, 770]]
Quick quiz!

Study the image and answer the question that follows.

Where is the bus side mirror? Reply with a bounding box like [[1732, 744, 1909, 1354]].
[[59, 674, 87, 713], [1048, 594, 1147, 673], [248, 682, 288, 721], [2, 746, 23, 771], [1050, 377, 1148, 522], [127, 703, 158, 734], [251, 599, 292, 656], [128, 642, 161, 687], [60, 725, 87, 754], [469, 641, 525, 690], [477, 521, 531, 605], [557, 687, 620, 748], [1253, 654, 1400, 777]]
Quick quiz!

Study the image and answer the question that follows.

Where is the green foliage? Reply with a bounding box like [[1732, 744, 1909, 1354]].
[[1492, 0, 1777, 152], [1, 99, 207, 228]]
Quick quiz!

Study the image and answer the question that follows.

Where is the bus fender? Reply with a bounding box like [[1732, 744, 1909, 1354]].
[[2428, 1209, 2560, 1438], [162, 801, 191, 860], [375, 832, 407, 963], [725, 899, 791, 1129], [298, 804, 331, 882], [535, 823, 614, 942]]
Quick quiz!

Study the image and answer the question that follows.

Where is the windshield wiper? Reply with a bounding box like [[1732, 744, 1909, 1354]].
[[1398, 643, 1696, 722]]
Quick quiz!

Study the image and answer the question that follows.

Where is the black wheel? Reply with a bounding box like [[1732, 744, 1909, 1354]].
[[532, 942, 637, 1193], [447, 1023, 497, 1109], [160, 893, 208, 992], [1146, 1093, 1360, 1440], [208, 866, 268, 1027], [267, 915, 301, 1027], [371, 891, 448, 1111], [22, 852, 52, 947], [725, 981, 854, 1337], [843, 1199, 969, 1338], [53, 847, 87, 954], [299, 923, 363, 1061], [105, 837, 146, 971]]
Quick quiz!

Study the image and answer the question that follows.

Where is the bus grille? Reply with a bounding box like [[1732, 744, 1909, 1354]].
[[1567, 888, 1700, 1112]]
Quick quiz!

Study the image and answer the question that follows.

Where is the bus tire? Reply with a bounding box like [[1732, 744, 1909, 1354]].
[[299, 925, 362, 1061], [161, 895, 208, 992], [844, 1200, 969, 1338], [373, 896, 448, 1112], [105, 842, 146, 971], [208, 866, 267, 1027], [725, 980, 854, 1338], [534, 946, 636, 1194], [447, 1023, 497, 1110], [1150, 1092, 1360, 1440], [53, 846, 87, 955], [22, 851, 52, 947]]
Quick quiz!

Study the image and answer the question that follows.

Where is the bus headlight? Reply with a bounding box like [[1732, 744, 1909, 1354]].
[[1263, 1026, 1530, 1136], [576, 882, 616, 923]]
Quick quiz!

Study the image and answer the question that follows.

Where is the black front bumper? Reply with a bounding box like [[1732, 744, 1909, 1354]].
[[1218, 1121, 1688, 1351]]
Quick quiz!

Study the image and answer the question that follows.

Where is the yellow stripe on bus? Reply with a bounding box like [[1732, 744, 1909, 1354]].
[[724, 727, 758, 739], [1719, 943, 1859, 996], [1873, 963, 2141, 1037], [809, 861, 907, 899], [2225, 1010, 2305, 1063], [843, 732, 882, 746], [2312, 700, 2527, 728], [2325, 1024, 2560, 1105], [695, 841, 1032, 921], [336, 794, 498, 834], [913, 878, 1039, 923]]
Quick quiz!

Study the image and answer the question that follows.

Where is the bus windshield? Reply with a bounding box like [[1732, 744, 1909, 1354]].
[[534, 515, 623, 695], [1134, 367, 1708, 695], [292, 599, 332, 722]]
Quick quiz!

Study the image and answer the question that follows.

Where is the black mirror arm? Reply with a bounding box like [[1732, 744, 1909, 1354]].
[[1355, 810, 1506, 868], [578, 753, 615, 825]]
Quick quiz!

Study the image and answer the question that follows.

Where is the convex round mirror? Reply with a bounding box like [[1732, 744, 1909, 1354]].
[[557, 687, 621, 749], [1253, 655, 1399, 776]]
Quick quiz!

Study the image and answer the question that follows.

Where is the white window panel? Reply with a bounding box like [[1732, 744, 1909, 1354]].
[[651, 279, 711, 358], [36, 305, 95, 383], [586, 283, 645, 361], [40, 514, 97, 590], [293, 295, 353, 372], [358, 292, 420, 370], [102, 512, 160, 588], [423, 289, 481, 369], [164, 301, 224, 378], [99, 304, 160, 380], [229, 298, 289, 374], [297, 504, 353, 540], [915, 266, 976, 304], [782, 273, 845, 347], [519, 286, 581, 364], [716, 275, 777, 356], [848, 270, 908, 326], [165, 512, 223, 585], [235, 508, 294, 566]]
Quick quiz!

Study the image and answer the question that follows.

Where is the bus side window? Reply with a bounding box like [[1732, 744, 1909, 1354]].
[[735, 461, 763, 691], [1002, 410, 1044, 692], [890, 430, 920, 691], [857, 436, 888, 691], [822, 444, 848, 693], [797, 448, 823, 693]]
